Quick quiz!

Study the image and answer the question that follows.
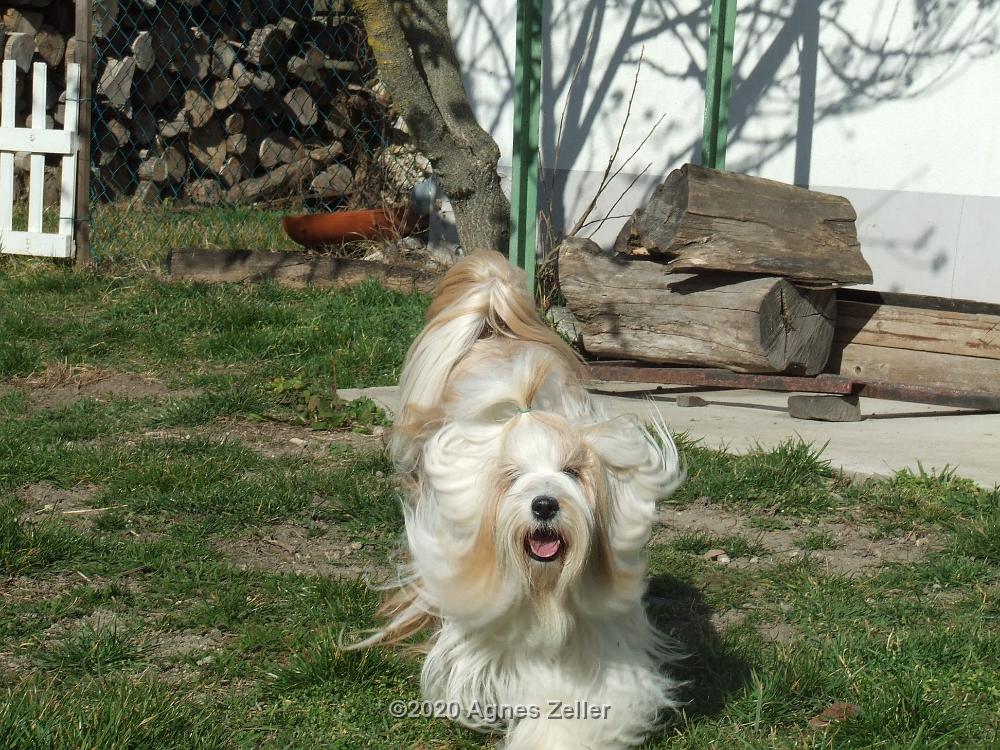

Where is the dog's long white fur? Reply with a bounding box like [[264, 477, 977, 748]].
[[357, 251, 684, 749]]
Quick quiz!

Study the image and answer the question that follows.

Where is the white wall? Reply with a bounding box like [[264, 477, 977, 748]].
[[449, 0, 1000, 302]]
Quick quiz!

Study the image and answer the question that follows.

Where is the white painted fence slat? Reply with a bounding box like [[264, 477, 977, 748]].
[[28, 63, 47, 234], [60, 64, 81, 241], [0, 129, 76, 155], [0, 61, 15, 236], [2, 231, 73, 256], [0, 60, 80, 259]]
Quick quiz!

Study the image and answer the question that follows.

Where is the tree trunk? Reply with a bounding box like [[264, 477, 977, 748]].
[[354, 0, 510, 253]]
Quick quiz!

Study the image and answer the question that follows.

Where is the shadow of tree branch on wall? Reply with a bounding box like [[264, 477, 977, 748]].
[[449, 0, 999, 242]]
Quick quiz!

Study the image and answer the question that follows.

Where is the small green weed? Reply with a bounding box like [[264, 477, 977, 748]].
[[272, 374, 389, 432]]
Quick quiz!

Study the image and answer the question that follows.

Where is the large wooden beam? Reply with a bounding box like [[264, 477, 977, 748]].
[[559, 238, 835, 375], [168, 248, 438, 294], [836, 300, 1000, 361], [614, 163, 871, 285], [826, 343, 1000, 396]]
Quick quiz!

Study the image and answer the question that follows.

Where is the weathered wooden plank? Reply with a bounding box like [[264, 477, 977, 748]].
[[614, 163, 872, 285], [838, 288, 1000, 317], [168, 248, 438, 294], [826, 342, 1000, 396], [559, 237, 836, 375], [837, 301, 1000, 361]]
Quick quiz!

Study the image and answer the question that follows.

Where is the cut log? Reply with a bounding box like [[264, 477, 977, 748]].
[[138, 155, 168, 183], [162, 144, 188, 182], [186, 178, 223, 205], [131, 30, 154, 72], [245, 24, 284, 66], [3, 8, 43, 35], [25, 113, 54, 130], [258, 134, 301, 169], [287, 54, 318, 83], [183, 89, 214, 128], [225, 132, 248, 155], [231, 58, 254, 89], [252, 70, 280, 93], [226, 157, 319, 203], [33, 26, 65, 66], [104, 113, 130, 146], [210, 38, 238, 78], [4, 32, 34, 73], [159, 113, 190, 138], [308, 142, 344, 165], [826, 343, 1000, 396], [212, 78, 239, 110], [310, 163, 352, 195], [283, 86, 317, 127], [614, 163, 871, 285], [188, 119, 227, 174], [169, 248, 439, 294], [835, 300, 1000, 361], [559, 237, 836, 375], [218, 156, 248, 188], [97, 56, 136, 112], [224, 112, 244, 135], [92, 0, 119, 39]]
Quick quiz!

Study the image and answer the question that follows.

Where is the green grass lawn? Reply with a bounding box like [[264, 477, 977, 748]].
[[1, 260, 997, 749]]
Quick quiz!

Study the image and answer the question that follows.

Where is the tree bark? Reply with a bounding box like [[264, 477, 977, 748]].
[[559, 237, 836, 375], [353, 0, 510, 253]]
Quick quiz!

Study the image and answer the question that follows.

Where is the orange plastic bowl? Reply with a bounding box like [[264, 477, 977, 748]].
[[281, 206, 424, 248]]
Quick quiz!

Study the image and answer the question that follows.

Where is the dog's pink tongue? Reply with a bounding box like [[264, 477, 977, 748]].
[[530, 535, 561, 559]]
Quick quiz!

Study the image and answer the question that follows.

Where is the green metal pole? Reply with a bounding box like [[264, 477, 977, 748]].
[[509, 0, 542, 293], [702, 0, 737, 170]]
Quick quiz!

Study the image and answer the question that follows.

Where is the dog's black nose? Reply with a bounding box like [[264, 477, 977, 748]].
[[531, 496, 559, 520]]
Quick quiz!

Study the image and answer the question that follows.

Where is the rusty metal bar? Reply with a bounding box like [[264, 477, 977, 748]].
[[855, 381, 1000, 412], [587, 364, 1000, 412], [588, 365, 856, 394]]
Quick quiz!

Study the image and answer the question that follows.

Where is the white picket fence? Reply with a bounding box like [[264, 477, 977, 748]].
[[0, 59, 81, 258]]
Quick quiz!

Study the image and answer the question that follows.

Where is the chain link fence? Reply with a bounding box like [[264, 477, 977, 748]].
[[83, 0, 429, 263]]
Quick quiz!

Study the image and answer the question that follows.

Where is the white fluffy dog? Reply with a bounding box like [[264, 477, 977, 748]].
[[357, 251, 684, 749]]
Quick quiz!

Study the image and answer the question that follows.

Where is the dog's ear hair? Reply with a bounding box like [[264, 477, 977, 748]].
[[585, 414, 684, 548]]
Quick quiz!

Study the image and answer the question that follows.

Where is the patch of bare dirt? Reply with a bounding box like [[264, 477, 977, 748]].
[[151, 628, 228, 662], [217, 522, 390, 579], [138, 418, 385, 460], [15, 481, 104, 530], [0, 571, 108, 606], [14, 364, 198, 409], [655, 497, 939, 575]]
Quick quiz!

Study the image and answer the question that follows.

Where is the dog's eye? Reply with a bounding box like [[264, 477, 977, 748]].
[[563, 467, 581, 480]]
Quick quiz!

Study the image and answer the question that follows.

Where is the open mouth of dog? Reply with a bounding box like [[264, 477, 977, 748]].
[[525, 529, 564, 562]]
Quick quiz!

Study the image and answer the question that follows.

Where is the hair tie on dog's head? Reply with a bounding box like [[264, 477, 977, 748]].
[[518, 407, 531, 414]]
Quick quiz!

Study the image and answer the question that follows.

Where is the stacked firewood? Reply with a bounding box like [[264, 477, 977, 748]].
[[2, 0, 429, 207], [2, 1, 75, 206], [558, 165, 873, 376]]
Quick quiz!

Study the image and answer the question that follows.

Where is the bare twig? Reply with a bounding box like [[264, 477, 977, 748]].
[[568, 48, 647, 237], [575, 213, 637, 231], [586, 161, 653, 238]]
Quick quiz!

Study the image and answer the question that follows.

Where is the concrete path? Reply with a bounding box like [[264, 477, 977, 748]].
[[340, 383, 999, 488]]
